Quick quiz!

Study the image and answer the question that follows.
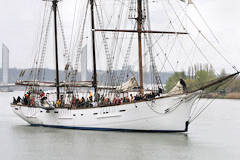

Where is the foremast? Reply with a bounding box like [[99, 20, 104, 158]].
[[90, 0, 98, 94], [137, 0, 144, 94]]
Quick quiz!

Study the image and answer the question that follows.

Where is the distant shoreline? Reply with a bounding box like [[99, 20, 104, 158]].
[[201, 92, 240, 99]]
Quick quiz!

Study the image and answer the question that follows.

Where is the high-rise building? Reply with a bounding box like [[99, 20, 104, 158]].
[[81, 45, 88, 81], [2, 43, 9, 84]]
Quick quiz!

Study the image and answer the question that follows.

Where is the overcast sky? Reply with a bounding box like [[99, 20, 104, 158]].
[[0, 0, 240, 73]]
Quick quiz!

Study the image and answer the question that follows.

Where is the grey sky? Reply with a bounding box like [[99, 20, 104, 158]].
[[0, 0, 240, 73]]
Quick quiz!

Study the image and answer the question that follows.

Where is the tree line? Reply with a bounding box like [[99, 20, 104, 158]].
[[165, 64, 240, 96]]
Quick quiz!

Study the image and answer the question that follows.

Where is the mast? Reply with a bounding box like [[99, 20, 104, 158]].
[[91, 0, 187, 94], [90, 0, 98, 94], [137, 0, 144, 94], [52, 0, 60, 100]]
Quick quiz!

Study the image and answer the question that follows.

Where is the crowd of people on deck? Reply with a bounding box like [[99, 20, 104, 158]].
[[12, 86, 164, 108], [12, 78, 189, 108], [13, 89, 48, 107], [13, 91, 160, 108]]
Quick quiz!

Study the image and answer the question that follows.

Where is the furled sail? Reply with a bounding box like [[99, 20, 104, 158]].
[[15, 80, 93, 87], [168, 81, 185, 95], [117, 76, 139, 91], [167, 72, 239, 96], [179, 0, 193, 4]]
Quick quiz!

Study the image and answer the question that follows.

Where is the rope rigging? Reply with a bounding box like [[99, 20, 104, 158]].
[[95, 1, 115, 86], [175, 0, 238, 72], [37, 9, 53, 81], [189, 75, 237, 123], [17, 0, 239, 98], [30, 1, 49, 82], [57, 8, 70, 67], [71, 0, 89, 82], [118, 31, 136, 85]]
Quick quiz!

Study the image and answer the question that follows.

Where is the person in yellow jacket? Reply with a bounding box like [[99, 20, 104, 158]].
[[89, 92, 93, 102], [56, 99, 61, 108], [130, 94, 134, 103]]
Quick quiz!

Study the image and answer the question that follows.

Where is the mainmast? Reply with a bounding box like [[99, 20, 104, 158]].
[[137, 0, 144, 94], [52, 0, 60, 100], [92, 0, 188, 94], [90, 0, 98, 94]]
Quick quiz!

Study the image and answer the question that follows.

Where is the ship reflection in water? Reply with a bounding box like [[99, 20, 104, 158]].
[[1, 91, 240, 160]]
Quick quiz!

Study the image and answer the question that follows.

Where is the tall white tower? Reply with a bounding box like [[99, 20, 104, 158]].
[[2, 43, 9, 84], [81, 45, 88, 81]]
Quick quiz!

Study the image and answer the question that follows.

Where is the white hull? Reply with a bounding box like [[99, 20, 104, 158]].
[[11, 92, 201, 132]]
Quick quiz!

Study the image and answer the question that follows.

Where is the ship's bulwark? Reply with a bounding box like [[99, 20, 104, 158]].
[[11, 92, 200, 132]]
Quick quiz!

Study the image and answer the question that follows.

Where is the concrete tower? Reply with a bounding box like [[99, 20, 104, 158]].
[[81, 45, 88, 81], [2, 43, 9, 84]]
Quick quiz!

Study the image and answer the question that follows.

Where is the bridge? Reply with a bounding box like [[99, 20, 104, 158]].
[[0, 83, 15, 87], [0, 83, 15, 92]]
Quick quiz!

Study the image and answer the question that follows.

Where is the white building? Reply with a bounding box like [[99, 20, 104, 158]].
[[2, 43, 9, 84], [80, 45, 88, 81]]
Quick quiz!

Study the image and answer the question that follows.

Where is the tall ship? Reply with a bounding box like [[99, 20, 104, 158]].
[[11, 0, 239, 132]]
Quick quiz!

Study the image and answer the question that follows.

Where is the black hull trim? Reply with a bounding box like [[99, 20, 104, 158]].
[[30, 122, 189, 133]]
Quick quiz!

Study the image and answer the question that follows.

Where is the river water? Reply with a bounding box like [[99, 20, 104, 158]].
[[0, 91, 240, 160]]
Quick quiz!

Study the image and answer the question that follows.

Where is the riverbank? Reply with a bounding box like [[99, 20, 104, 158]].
[[201, 92, 240, 99]]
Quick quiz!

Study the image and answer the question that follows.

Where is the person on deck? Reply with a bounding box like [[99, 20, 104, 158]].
[[56, 99, 61, 108], [89, 92, 93, 102], [158, 87, 163, 96], [71, 96, 76, 106], [104, 98, 109, 105], [80, 97, 85, 106], [30, 97, 35, 106], [179, 78, 187, 92], [134, 94, 140, 101], [117, 98, 121, 105], [60, 95, 64, 107], [40, 89, 45, 99], [100, 95, 105, 105], [13, 97, 17, 104], [24, 94, 29, 105], [85, 98, 90, 107], [113, 97, 117, 105], [17, 96, 22, 103], [75, 98, 80, 107], [130, 94, 133, 103], [27, 91, 31, 96]]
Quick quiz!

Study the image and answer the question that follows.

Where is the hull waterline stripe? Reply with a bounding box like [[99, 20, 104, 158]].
[[30, 122, 189, 133]]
